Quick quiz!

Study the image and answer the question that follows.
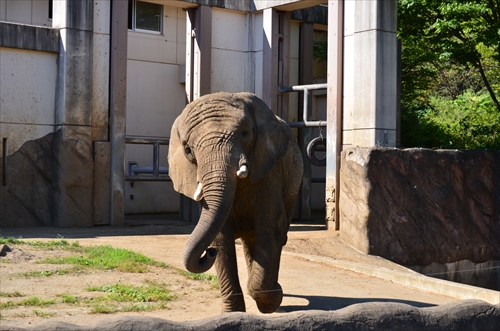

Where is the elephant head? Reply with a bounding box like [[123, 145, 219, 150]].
[[168, 92, 291, 274]]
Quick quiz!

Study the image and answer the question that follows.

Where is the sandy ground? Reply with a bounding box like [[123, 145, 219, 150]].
[[0, 218, 459, 329]]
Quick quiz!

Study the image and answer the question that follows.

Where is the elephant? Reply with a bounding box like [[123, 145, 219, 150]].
[[168, 92, 304, 313]]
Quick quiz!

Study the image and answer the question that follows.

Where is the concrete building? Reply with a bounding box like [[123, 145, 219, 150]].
[[0, 0, 398, 228]]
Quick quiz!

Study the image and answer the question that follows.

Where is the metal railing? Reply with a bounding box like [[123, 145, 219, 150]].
[[280, 83, 327, 128], [279, 83, 328, 220], [125, 137, 171, 182]]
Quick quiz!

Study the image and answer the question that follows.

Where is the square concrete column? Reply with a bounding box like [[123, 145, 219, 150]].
[[343, 0, 397, 148], [51, 0, 95, 227], [326, 0, 398, 228]]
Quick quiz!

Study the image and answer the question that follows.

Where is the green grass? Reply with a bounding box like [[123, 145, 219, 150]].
[[42, 245, 168, 273], [87, 282, 176, 303], [0, 237, 80, 250], [0, 291, 24, 298], [2, 237, 218, 283], [58, 294, 80, 304], [18, 268, 77, 278], [32, 310, 56, 318], [1, 297, 55, 309], [177, 270, 219, 289], [86, 281, 176, 314], [1, 237, 220, 316]]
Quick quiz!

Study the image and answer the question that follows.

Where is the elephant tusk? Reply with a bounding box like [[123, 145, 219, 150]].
[[193, 182, 203, 201], [236, 165, 248, 178]]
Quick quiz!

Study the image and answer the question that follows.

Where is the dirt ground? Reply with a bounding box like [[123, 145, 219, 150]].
[[0, 218, 458, 329]]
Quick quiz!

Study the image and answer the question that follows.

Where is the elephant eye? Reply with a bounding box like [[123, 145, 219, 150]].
[[184, 144, 196, 163], [242, 130, 249, 137]]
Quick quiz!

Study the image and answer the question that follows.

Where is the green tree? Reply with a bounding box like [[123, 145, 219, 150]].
[[399, 0, 500, 109], [398, 0, 500, 149]]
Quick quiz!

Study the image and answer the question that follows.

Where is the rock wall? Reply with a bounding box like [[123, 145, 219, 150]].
[[0, 130, 94, 228], [339, 148, 500, 267], [5, 300, 500, 331]]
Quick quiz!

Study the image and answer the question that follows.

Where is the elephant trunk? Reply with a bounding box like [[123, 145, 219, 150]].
[[182, 154, 237, 274]]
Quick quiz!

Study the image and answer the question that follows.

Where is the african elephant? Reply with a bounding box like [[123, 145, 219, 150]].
[[168, 92, 303, 313]]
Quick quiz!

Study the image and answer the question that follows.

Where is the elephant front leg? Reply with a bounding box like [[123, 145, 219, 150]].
[[212, 227, 245, 312], [243, 235, 284, 314]]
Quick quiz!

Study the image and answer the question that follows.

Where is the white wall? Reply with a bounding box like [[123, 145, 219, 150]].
[[211, 8, 250, 93], [125, 5, 187, 214], [0, 47, 57, 156], [0, 0, 52, 27]]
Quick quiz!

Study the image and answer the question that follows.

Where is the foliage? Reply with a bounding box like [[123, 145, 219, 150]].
[[398, 0, 500, 149], [313, 40, 328, 62]]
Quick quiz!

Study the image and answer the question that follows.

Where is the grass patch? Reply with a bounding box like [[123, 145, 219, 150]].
[[58, 294, 80, 304], [87, 282, 176, 303], [43, 245, 168, 273], [1, 297, 55, 310], [86, 281, 175, 314], [18, 268, 77, 278], [32, 310, 56, 318], [89, 303, 117, 314], [177, 270, 219, 289], [0, 291, 23, 298], [0, 237, 80, 250]]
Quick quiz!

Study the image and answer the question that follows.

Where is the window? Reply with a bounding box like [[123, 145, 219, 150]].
[[128, 0, 162, 34], [48, 0, 53, 20]]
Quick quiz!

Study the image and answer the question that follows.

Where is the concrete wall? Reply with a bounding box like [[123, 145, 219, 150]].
[[125, 5, 188, 214], [0, 0, 52, 27], [0, 47, 57, 155], [209, 8, 265, 96]]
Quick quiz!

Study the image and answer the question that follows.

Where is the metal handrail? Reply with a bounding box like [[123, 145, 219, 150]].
[[125, 137, 171, 182], [279, 83, 327, 128]]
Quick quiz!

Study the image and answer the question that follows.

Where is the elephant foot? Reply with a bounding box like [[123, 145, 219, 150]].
[[222, 292, 246, 312], [250, 283, 283, 314]]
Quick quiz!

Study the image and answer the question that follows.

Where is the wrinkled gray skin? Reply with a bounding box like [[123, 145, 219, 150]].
[[168, 92, 303, 313]]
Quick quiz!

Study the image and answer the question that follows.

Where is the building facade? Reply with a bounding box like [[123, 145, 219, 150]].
[[1, 0, 343, 227]]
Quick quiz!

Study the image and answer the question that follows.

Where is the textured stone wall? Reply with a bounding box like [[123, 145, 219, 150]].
[[339, 147, 500, 267], [0, 130, 94, 228], [6, 300, 500, 331]]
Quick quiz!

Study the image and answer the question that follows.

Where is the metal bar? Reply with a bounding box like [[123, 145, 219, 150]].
[[153, 143, 160, 177], [280, 83, 328, 128], [279, 83, 327, 93], [131, 167, 169, 175], [126, 137, 169, 145], [288, 121, 327, 128], [125, 176, 171, 182], [2, 138, 7, 186]]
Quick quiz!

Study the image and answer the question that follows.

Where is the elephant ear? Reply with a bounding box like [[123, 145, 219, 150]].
[[239, 93, 291, 183], [168, 115, 198, 199]]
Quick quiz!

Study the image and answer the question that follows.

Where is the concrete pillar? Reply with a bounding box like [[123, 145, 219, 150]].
[[325, 0, 344, 229], [262, 8, 278, 111], [343, 0, 398, 148], [186, 5, 212, 102], [109, 0, 128, 226], [326, 0, 398, 228], [52, 0, 94, 227], [182, 6, 212, 222]]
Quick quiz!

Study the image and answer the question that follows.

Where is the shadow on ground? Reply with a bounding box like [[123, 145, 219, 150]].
[[280, 294, 436, 312]]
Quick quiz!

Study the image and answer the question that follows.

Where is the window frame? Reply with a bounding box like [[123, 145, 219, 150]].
[[128, 0, 163, 35]]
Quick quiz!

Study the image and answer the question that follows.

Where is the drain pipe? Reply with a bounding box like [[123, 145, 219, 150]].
[[326, 0, 344, 230]]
